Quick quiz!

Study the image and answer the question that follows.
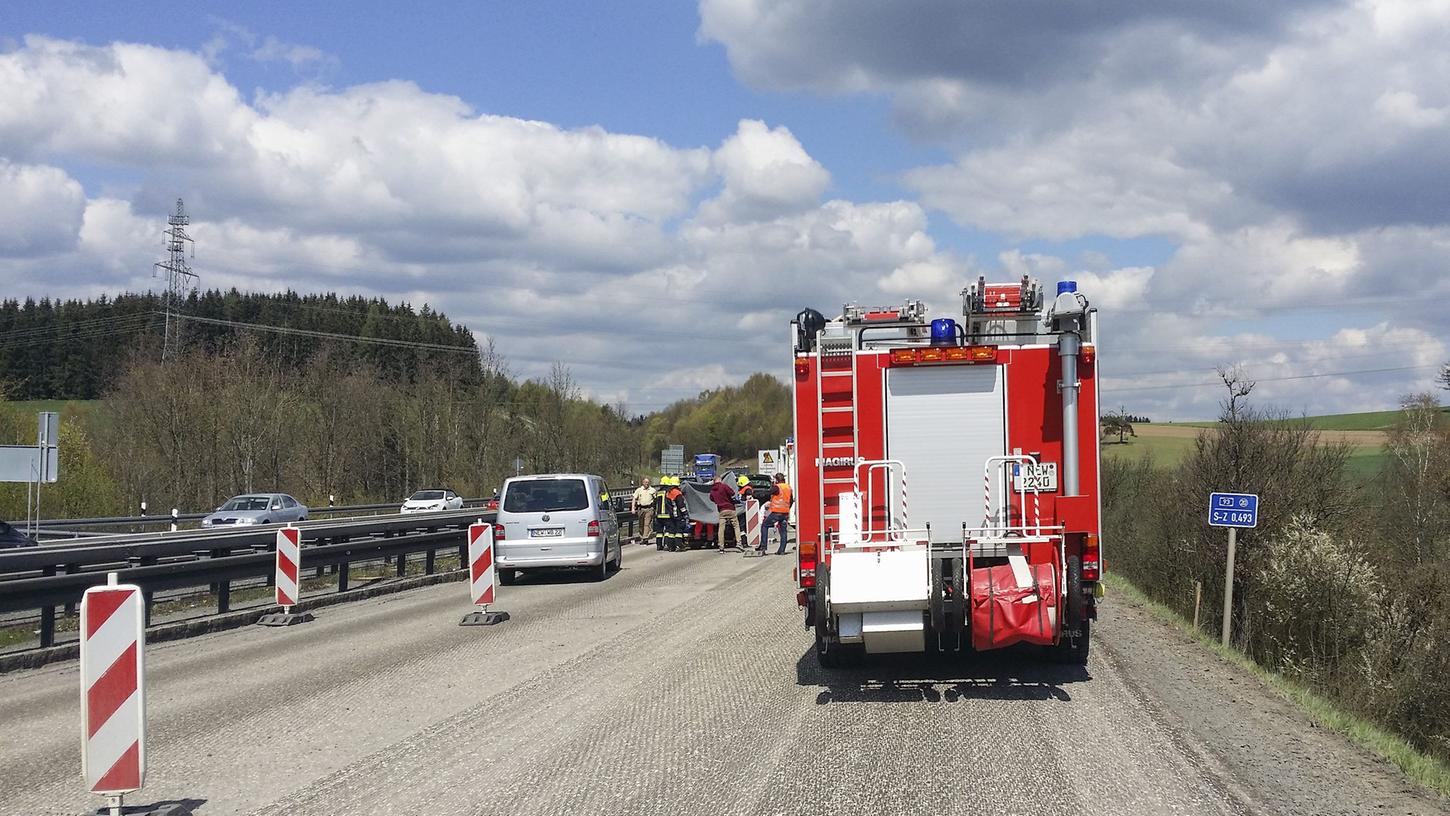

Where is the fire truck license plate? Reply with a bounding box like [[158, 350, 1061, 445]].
[[1013, 462, 1059, 492]]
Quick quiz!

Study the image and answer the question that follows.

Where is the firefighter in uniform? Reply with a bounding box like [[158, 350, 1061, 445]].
[[654, 476, 675, 551], [668, 476, 689, 551]]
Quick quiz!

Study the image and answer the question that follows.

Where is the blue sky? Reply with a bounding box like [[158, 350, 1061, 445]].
[[1, 1, 1446, 417]]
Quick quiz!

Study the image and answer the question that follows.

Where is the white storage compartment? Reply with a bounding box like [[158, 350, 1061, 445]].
[[829, 550, 929, 613], [861, 610, 926, 654]]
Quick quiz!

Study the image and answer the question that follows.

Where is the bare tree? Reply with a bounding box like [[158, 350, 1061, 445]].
[[1216, 365, 1256, 422], [1380, 393, 1450, 567]]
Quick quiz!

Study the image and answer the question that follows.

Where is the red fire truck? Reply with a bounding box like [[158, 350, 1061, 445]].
[[790, 276, 1102, 667]]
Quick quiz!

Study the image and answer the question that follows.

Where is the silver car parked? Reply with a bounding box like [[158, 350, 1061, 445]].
[[494, 474, 621, 583], [201, 493, 308, 528]]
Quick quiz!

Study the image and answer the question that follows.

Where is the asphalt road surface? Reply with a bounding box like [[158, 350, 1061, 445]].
[[3, 542, 1445, 816]]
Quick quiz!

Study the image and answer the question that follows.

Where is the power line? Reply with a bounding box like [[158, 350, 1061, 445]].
[[0, 312, 156, 342], [0, 315, 158, 350], [176, 314, 481, 355], [1101, 364, 1439, 395]]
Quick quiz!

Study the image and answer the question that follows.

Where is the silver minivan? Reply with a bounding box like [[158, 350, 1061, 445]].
[[494, 474, 621, 583]]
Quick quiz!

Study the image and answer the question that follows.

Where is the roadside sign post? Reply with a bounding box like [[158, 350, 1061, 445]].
[[257, 526, 314, 626], [461, 522, 509, 625], [80, 573, 146, 815], [1208, 492, 1258, 647]]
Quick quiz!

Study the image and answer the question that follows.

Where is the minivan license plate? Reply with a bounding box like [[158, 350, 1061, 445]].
[[530, 528, 563, 538]]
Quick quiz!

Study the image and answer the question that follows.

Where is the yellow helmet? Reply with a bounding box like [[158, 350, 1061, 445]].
[[737, 476, 750, 487]]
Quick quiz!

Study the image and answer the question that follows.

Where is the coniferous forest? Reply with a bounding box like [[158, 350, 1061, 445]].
[[0, 290, 478, 399]]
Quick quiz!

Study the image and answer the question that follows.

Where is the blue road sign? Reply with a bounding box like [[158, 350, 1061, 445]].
[[1208, 492, 1259, 528]]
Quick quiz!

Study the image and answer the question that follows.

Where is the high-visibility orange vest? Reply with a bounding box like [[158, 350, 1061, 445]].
[[768, 484, 792, 513]]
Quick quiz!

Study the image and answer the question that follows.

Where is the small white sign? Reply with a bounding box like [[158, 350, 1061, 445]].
[[1013, 462, 1058, 492], [757, 449, 776, 474]]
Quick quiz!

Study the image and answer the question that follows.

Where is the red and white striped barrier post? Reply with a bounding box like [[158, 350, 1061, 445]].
[[257, 526, 313, 626], [276, 526, 300, 609], [461, 522, 509, 625], [743, 499, 762, 555], [80, 574, 145, 816]]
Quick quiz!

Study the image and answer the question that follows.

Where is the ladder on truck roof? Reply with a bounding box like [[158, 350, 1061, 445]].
[[815, 330, 859, 540]]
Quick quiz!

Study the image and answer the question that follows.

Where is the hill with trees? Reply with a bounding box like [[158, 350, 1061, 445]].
[[638, 373, 791, 465], [0, 290, 478, 399]]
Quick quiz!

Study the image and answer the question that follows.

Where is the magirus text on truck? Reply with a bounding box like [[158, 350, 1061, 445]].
[[790, 276, 1103, 667]]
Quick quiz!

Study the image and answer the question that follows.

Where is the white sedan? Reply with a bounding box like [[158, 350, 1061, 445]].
[[400, 489, 464, 514]]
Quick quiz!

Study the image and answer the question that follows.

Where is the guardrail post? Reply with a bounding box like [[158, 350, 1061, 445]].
[[395, 551, 407, 577], [209, 548, 231, 613], [39, 566, 56, 648], [64, 563, 79, 614], [338, 560, 350, 593], [425, 547, 436, 575]]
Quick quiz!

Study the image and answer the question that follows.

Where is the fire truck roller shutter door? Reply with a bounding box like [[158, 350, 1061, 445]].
[[885, 365, 1007, 544]]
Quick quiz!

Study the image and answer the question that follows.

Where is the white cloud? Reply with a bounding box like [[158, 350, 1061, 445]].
[[0, 37, 964, 413], [699, 119, 830, 222], [0, 161, 86, 256], [701, 0, 1450, 419]]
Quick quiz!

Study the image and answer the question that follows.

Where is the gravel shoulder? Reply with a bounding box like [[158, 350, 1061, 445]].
[[1099, 590, 1447, 815]]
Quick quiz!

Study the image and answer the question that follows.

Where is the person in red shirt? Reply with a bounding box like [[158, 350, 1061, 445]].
[[708, 474, 740, 552]]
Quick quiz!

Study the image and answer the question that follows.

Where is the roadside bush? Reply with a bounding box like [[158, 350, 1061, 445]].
[[1243, 514, 1382, 682], [1354, 562, 1450, 758], [1105, 392, 1450, 766]]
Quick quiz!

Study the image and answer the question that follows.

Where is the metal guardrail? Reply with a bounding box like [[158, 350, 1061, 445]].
[[30, 498, 489, 530], [1, 503, 641, 652]]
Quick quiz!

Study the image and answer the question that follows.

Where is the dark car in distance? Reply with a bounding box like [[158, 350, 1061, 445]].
[[0, 520, 38, 549]]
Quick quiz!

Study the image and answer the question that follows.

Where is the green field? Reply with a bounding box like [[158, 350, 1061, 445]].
[[1104, 407, 1401, 479], [1174, 407, 1446, 431], [1100, 434, 1198, 464]]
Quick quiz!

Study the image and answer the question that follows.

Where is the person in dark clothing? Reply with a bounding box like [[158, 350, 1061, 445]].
[[709, 475, 740, 551]]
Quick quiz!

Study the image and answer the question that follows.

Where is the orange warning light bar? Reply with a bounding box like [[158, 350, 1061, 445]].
[[888, 346, 998, 366]]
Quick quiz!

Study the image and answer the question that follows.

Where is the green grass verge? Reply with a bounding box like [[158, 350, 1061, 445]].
[[1106, 572, 1450, 800], [1100, 434, 1198, 465]]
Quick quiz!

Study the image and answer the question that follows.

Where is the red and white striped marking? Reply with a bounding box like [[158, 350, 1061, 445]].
[[468, 523, 496, 606], [744, 499, 762, 550], [80, 579, 145, 795], [275, 526, 300, 608]]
